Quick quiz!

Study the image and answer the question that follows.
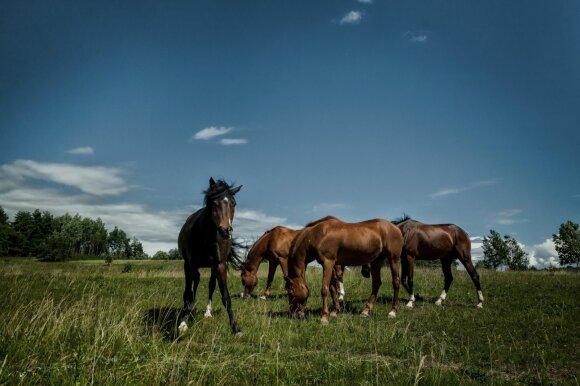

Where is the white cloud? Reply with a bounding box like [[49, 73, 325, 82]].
[[67, 146, 94, 155], [496, 208, 522, 218], [312, 202, 351, 213], [0, 159, 297, 255], [410, 34, 428, 43], [220, 138, 248, 146], [429, 180, 497, 198], [494, 208, 527, 225], [192, 126, 232, 141], [1, 160, 128, 196], [357, 0, 373, 3], [429, 188, 463, 198], [526, 239, 559, 269], [340, 11, 362, 25]]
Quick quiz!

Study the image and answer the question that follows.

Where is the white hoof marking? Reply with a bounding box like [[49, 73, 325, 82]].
[[388, 310, 397, 318], [338, 294, 344, 301], [406, 300, 414, 308], [476, 302, 483, 309], [435, 298, 443, 306], [260, 295, 267, 300], [204, 310, 212, 318], [178, 321, 188, 333]]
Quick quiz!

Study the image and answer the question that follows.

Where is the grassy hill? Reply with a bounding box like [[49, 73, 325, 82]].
[[0, 257, 578, 385]]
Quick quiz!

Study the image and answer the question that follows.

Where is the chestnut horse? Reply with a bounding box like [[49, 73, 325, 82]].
[[394, 216, 484, 308], [240, 216, 347, 300], [285, 218, 403, 324], [178, 178, 243, 335]]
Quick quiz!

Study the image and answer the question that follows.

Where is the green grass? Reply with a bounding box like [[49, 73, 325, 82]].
[[0, 257, 578, 385]]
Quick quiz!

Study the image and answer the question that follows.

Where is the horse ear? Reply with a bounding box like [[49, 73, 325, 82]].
[[230, 185, 242, 195], [209, 177, 216, 187]]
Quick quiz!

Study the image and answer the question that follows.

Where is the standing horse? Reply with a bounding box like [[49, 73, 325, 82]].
[[178, 178, 243, 334], [393, 216, 484, 309], [285, 218, 403, 324], [240, 216, 347, 300]]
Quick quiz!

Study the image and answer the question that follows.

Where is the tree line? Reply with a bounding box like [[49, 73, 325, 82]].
[[479, 220, 580, 270], [0, 206, 147, 261]]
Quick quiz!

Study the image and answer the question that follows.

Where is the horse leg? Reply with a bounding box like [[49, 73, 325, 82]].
[[435, 257, 453, 306], [360, 259, 383, 318], [261, 260, 278, 300], [320, 259, 335, 325], [329, 267, 341, 317], [335, 265, 345, 301], [215, 263, 241, 334], [388, 252, 401, 318], [179, 264, 200, 332], [405, 255, 416, 308], [457, 252, 484, 308], [205, 270, 217, 317]]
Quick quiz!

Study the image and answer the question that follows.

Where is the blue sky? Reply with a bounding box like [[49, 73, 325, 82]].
[[1, 1, 579, 267]]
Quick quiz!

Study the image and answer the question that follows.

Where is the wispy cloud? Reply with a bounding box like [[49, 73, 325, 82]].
[[429, 180, 497, 198], [405, 30, 431, 44], [1, 160, 128, 196], [312, 202, 351, 213], [192, 126, 232, 141], [357, 0, 373, 3], [220, 138, 248, 146], [67, 146, 94, 155], [340, 11, 362, 25], [494, 208, 527, 225]]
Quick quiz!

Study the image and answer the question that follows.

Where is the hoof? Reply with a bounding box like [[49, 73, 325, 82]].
[[260, 295, 267, 301], [204, 311, 212, 318], [435, 299, 443, 306], [360, 310, 369, 318], [338, 294, 344, 301], [388, 310, 397, 319], [234, 331, 244, 337], [476, 302, 483, 309], [178, 321, 188, 333], [320, 316, 329, 325], [406, 301, 414, 308], [330, 310, 338, 318]]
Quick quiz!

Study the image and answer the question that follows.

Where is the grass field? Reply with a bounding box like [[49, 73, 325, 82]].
[[0, 257, 578, 385]]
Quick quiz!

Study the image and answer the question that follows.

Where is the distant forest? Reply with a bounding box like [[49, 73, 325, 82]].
[[0, 206, 152, 261]]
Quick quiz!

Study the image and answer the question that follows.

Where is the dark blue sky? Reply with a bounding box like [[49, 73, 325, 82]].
[[1, 1, 579, 265]]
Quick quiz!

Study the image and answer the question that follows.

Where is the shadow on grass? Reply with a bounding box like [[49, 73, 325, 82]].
[[143, 307, 184, 342]]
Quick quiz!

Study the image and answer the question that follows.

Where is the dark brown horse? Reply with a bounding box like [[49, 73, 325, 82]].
[[240, 216, 347, 300], [285, 218, 403, 324], [393, 216, 484, 308], [178, 178, 243, 334]]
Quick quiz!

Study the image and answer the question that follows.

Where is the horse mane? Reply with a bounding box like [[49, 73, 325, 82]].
[[203, 179, 235, 204], [305, 215, 338, 228], [391, 213, 412, 225]]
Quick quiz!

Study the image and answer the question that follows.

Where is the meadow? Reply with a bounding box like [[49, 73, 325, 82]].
[[0, 257, 578, 385]]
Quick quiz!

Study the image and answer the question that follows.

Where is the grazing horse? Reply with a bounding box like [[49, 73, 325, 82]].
[[240, 216, 347, 300], [393, 216, 484, 308], [285, 218, 403, 324], [178, 178, 243, 334]]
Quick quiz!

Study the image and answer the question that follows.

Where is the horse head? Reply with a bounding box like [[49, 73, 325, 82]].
[[240, 264, 258, 297], [284, 276, 309, 318], [206, 177, 242, 240]]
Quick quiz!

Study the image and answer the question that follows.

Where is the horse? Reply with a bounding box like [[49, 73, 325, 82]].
[[285, 217, 403, 324], [393, 216, 484, 308], [178, 178, 243, 335], [240, 216, 347, 301]]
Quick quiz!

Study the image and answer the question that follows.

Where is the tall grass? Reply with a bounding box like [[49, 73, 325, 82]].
[[0, 258, 578, 385]]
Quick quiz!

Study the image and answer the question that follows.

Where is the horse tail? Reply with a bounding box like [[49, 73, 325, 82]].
[[228, 240, 248, 271]]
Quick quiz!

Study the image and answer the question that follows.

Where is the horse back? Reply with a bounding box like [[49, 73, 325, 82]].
[[402, 222, 470, 259]]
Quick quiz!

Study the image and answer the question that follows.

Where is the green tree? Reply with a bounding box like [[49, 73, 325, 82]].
[[0, 206, 8, 225], [152, 251, 169, 260], [167, 248, 180, 260], [129, 237, 146, 259], [482, 229, 529, 270], [553, 220, 580, 268], [107, 227, 130, 258]]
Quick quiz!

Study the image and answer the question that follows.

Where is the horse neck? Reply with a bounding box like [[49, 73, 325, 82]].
[[288, 233, 308, 280], [244, 238, 266, 273]]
